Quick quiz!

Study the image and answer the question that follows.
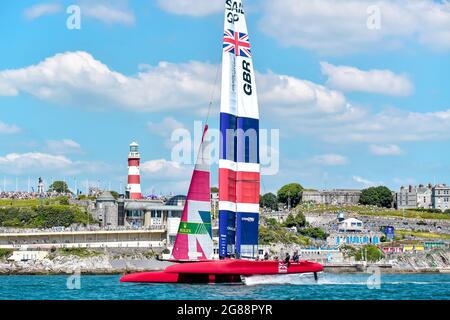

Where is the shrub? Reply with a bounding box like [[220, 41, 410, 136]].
[[298, 227, 328, 240], [58, 248, 100, 257], [355, 245, 384, 262], [0, 249, 12, 259], [283, 212, 306, 229], [0, 205, 95, 228]]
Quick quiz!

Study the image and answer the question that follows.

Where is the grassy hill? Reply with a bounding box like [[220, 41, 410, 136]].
[[299, 203, 450, 220], [0, 197, 96, 228]]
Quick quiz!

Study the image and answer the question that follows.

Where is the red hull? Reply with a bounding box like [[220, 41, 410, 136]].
[[120, 260, 323, 284]]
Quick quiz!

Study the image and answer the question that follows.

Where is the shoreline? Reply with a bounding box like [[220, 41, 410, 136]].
[[1, 267, 449, 276]]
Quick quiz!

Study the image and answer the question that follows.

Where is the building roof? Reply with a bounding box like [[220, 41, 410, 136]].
[[341, 218, 363, 224], [166, 195, 187, 206], [130, 142, 139, 147], [96, 191, 116, 202]]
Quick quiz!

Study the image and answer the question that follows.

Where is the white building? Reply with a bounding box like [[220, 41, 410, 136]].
[[338, 218, 364, 232], [432, 184, 450, 212], [8, 250, 49, 262]]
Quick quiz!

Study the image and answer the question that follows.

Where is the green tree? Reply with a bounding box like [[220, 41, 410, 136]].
[[48, 181, 71, 193], [260, 192, 278, 210], [359, 186, 393, 208], [355, 245, 384, 262], [210, 187, 219, 193], [283, 212, 306, 229], [299, 227, 328, 240], [277, 183, 303, 208]]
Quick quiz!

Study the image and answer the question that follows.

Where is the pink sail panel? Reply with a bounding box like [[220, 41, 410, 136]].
[[171, 125, 213, 261]]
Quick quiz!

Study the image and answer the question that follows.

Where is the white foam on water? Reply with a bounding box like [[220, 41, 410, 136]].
[[243, 273, 450, 286], [243, 273, 368, 286]]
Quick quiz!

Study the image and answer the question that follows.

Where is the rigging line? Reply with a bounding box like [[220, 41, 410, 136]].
[[204, 60, 221, 127]]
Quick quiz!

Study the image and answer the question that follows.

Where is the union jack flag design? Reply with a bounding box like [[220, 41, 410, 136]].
[[223, 29, 252, 58]]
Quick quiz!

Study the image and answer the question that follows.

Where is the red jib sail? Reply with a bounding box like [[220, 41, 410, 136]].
[[171, 125, 213, 261]]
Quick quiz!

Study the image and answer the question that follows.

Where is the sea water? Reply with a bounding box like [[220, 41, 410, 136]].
[[0, 273, 449, 300]]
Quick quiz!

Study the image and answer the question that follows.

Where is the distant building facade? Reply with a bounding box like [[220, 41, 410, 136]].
[[301, 189, 361, 205], [396, 184, 449, 211], [432, 184, 450, 212], [397, 184, 433, 210]]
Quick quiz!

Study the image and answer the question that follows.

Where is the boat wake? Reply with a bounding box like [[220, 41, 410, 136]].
[[242, 273, 450, 286], [243, 273, 368, 286]]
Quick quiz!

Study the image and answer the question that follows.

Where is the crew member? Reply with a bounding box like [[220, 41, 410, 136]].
[[292, 250, 299, 262], [284, 252, 291, 265]]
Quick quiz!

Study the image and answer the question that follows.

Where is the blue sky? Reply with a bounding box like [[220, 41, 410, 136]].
[[0, 0, 449, 195]]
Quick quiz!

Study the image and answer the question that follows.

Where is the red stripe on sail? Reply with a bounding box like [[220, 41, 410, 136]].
[[219, 168, 236, 202], [236, 180, 260, 204], [187, 170, 210, 202], [237, 171, 260, 203], [171, 234, 189, 260]]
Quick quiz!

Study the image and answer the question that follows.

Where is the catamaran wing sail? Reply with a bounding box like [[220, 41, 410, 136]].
[[219, 0, 260, 259], [171, 125, 213, 261]]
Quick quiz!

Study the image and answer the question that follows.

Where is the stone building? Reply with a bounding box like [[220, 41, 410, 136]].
[[397, 184, 433, 210], [432, 184, 450, 212], [91, 191, 119, 228], [301, 189, 361, 205]]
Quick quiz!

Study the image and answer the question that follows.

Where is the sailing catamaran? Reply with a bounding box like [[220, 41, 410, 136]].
[[120, 0, 323, 284]]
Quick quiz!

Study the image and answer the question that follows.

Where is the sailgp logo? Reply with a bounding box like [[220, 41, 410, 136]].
[[226, 0, 244, 23], [242, 217, 255, 222]]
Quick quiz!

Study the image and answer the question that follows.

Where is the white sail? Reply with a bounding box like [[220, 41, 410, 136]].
[[219, 0, 260, 259]]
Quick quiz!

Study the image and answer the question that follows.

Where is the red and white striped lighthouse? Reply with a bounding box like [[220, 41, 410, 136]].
[[127, 142, 143, 199]]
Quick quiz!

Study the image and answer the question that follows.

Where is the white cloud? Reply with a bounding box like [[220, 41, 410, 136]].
[[44, 139, 83, 155], [148, 117, 185, 137], [320, 62, 413, 96], [262, 0, 450, 54], [318, 108, 450, 143], [141, 159, 192, 180], [157, 0, 223, 17], [2, 52, 450, 146], [311, 154, 348, 166], [0, 152, 111, 176], [0, 121, 20, 135], [148, 117, 187, 149], [257, 71, 350, 115], [24, 3, 63, 20], [352, 175, 381, 187], [0, 51, 216, 113], [369, 144, 403, 156], [81, 3, 135, 26]]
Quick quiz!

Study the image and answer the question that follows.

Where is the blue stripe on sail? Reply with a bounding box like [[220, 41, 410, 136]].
[[218, 210, 236, 258], [235, 212, 259, 259], [220, 112, 259, 164], [237, 117, 259, 164], [220, 112, 237, 162]]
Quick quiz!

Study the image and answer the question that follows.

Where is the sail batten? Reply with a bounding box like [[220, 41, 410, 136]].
[[219, 0, 260, 259]]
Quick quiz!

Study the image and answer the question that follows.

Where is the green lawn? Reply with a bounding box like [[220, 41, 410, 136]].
[[299, 203, 450, 220], [396, 229, 450, 240], [0, 197, 68, 208]]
